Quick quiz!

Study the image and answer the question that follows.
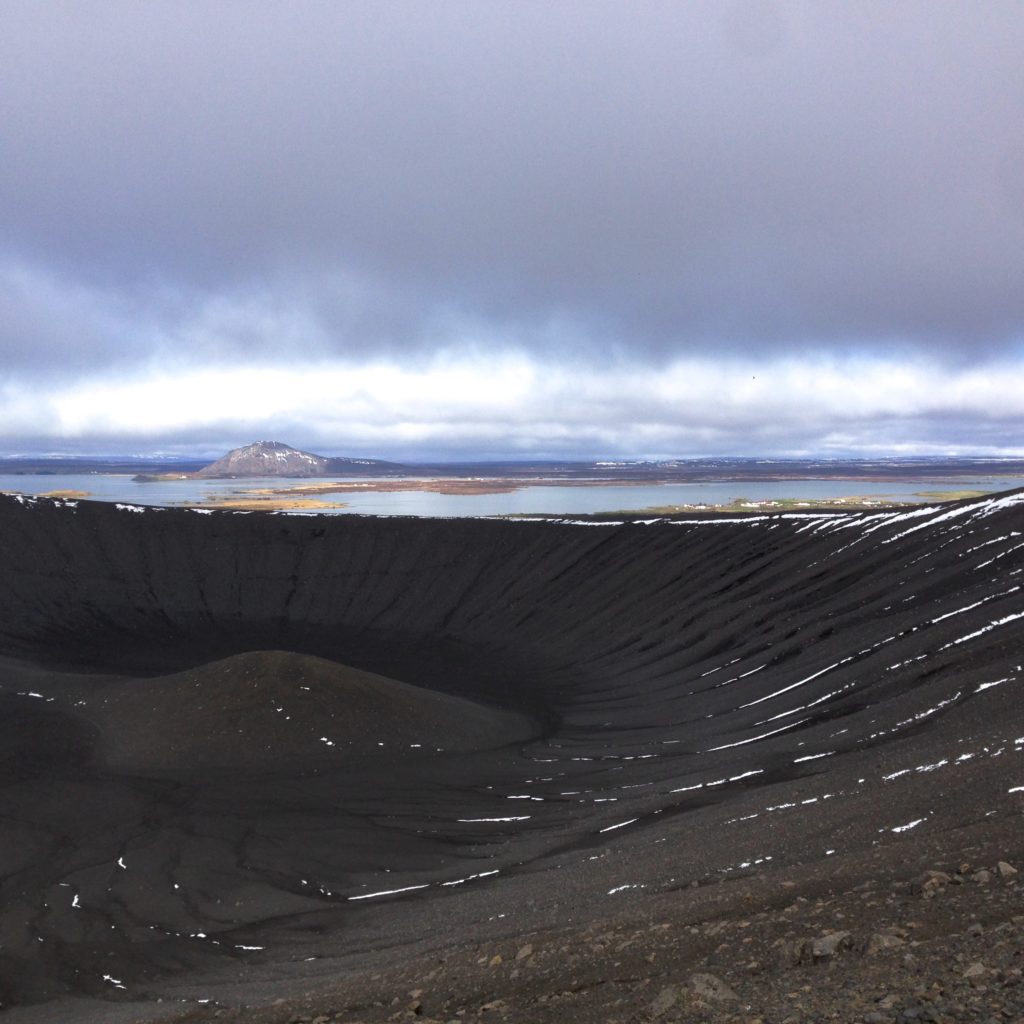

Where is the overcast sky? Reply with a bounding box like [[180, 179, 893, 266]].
[[2, 1, 1023, 458]]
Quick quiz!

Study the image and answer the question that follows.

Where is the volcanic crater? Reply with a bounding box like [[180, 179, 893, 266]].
[[0, 491, 1022, 1022]]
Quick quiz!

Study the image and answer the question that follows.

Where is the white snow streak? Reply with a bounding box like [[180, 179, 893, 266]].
[[704, 718, 810, 751], [347, 884, 430, 901], [599, 817, 639, 833]]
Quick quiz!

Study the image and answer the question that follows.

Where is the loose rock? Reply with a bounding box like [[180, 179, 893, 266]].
[[689, 972, 739, 1003], [650, 985, 680, 1016], [867, 932, 905, 955], [812, 930, 851, 959], [963, 962, 987, 984]]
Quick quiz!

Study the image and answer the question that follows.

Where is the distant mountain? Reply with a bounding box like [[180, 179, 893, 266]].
[[192, 441, 402, 478]]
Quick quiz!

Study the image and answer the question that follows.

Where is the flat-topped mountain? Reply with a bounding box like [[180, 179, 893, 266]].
[[192, 440, 401, 478]]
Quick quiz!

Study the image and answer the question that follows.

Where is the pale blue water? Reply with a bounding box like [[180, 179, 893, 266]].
[[3, 473, 1024, 517]]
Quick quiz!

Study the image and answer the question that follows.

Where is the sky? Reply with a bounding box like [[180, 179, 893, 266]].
[[2, 0, 1023, 460]]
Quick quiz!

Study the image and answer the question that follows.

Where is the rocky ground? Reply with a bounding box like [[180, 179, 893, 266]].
[[154, 819, 1023, 1024]]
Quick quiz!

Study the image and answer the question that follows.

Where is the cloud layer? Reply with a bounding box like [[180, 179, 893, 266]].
[[2, 1, 1023, 455], [4, 354, 1023, 460]]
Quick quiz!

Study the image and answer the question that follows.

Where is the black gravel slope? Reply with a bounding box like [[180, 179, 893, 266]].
[[0, 492, 1022, 1020]]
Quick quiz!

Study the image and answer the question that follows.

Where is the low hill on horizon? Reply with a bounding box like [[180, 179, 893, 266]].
[[192, 440, 404, 478]]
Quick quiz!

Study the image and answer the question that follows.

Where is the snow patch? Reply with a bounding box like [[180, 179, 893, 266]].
[[440, 870, 500, 887], [457, 816, 531, 823], [599, 817, 639, 833], [888, 818, 926, 833], [347, 884, 430, 901]]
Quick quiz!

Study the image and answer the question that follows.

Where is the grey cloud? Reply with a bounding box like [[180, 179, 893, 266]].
[[0, 262, 144, 373], [1, 0, 1023, 377]]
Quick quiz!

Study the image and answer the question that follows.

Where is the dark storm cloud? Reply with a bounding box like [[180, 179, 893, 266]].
[[1, 0, 1023, 376]]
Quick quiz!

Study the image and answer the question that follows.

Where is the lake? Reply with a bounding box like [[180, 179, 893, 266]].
[[3, 473, 1024, 517]]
